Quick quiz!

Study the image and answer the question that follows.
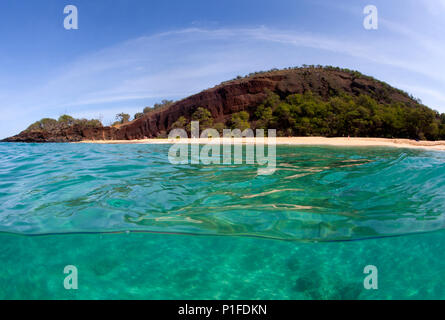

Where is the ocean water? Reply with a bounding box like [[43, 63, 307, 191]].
[[0, 142, 444, 299]]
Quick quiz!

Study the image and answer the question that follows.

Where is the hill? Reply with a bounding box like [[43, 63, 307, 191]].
[[3, 66, 445, 142]]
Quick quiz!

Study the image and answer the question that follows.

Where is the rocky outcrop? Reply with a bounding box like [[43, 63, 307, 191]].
[[3, 67, 417, 142]]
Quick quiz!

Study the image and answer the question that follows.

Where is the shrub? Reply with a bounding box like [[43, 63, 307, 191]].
[[143, 106, 153, 114], [58, 115, 75, 126], [134, 112, 144, 120], [153, 100, 174, 110], [115, 113, 130, 124], [192, 107, 213, 129], [25, 115, 102, 132], [172, 116, 188, 129], [75, 119, 103, 128], [231, 111, 250, 131], [25, 118, 59, 131]]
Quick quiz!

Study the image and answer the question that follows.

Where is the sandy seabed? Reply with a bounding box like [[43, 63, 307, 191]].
[[77, 137, 445, 151]]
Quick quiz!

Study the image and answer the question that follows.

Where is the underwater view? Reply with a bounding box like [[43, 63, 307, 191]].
[[0, 142, 444, 299]]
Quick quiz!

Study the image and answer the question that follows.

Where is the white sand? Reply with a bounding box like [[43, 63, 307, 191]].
[[77, 137, 445, 151]]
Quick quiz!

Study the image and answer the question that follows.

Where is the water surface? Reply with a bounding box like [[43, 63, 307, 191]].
[[0, 143, 444, 299]]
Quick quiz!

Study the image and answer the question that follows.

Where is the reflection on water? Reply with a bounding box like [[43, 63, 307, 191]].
[[0, 143, 444, 241]]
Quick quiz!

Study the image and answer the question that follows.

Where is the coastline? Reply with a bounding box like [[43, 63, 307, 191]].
[[77, 137, 445, 151]]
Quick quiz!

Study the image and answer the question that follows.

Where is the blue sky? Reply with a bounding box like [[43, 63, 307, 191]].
[[0, 0, 444, 138]]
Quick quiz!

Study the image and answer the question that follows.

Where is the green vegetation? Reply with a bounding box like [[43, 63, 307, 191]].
[[134, 112, 144, 120], [75, 118, 102, 129], [154, 100, 174, 110], [164, 89, 445, 141], [172, 116, 187, 130], [231, 111, 250, 131], [25, 115, 103, 132], [192, 107, 213, 129], [143, 106, 152, 114], [253, 91, 445, 140], [116, 113, 130, 123], [112, 113, 130, 126], [58, 115, 75, 126]]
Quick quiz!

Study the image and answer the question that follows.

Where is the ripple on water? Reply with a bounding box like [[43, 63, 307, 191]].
[[0, 142, 444, 242]]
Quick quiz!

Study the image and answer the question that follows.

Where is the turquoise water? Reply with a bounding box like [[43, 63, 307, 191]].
[[0, 142, 444, 299]]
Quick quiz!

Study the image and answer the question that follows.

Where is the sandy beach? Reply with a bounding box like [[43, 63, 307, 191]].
[[78, 137, 445, 151]]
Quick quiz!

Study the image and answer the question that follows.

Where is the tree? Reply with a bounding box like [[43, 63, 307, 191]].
[[134, 112, 144, 120], [231, 111, 250, 131], [153, 100, 174, 110], [115, 113, 130, 124], [192, 107, 213, 129], [58, 115, 75, 126], [87, 119, 103, 128], [249, 86, 444, 140], [25, 115, 102, 132], [172, 116, 188, 129], [274, 103, 296, 129], [39, 118, 59, 130], [75, 119, 103, 128], [255, 106, 273, 129], [143, 106, 153, 114]]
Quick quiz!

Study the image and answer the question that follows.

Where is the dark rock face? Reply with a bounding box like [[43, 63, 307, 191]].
[[2, 68, 416, 142], [2, 124, 120, 143]]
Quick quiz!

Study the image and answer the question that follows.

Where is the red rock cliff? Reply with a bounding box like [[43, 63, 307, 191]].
[[3, 68, 416, 142]]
